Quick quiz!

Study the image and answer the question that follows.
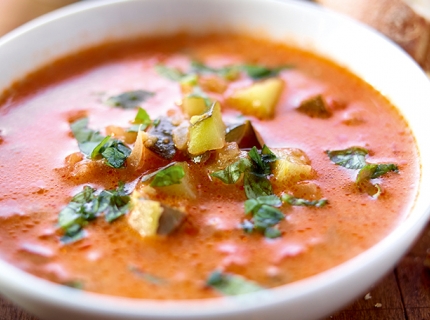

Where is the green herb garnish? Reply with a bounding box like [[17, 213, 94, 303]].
[[106, 90, 154, 109], [141, 163, 185, 187], [150, 164, 185, 187], [281, 194, 328, 207], [92, 138, 131, 169], [241, 64, 291, 79], [128, 107, 152, 132], [326, 147, 368, 170], [129, 266, 166, 285], [70, 118, 105, 156], [206, 270, 263, 296], [327, 147, 399, 197], [210, 158, 252, 184], [155, 64, 186, 81], [70, 118, 131, 168], [97, 183, 130, 222], [58, 184, 130, 243]]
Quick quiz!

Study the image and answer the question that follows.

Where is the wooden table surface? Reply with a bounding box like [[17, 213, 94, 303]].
[[1, 222, 430, 320]]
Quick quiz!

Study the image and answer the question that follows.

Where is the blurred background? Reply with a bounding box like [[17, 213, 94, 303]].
[[1, 0, 429, 74], [0, 0, 79, 37]]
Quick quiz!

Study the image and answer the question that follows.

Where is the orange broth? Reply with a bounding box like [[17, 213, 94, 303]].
[[0, 34, 419, 299]]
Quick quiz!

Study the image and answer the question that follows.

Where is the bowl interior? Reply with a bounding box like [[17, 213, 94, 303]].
[[1, 0, 430, 319]]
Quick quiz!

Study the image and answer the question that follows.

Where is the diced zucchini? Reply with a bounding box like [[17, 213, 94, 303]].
[[181, 96, 208, 117], [152, 162, 196, 199], [157, 206, 186, 235], [128, 193, 163, 237], [272, 148, 315, 184], [128, 192, 186, 237], [297, 95, 331, 118], [226, 78, 284, 119], [188, 101, 226, 155], [225, 120, 264, 149]]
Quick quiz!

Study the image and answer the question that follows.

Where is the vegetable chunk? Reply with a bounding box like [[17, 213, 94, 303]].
[[128, 192, 185, 237], [226, 78, 284, 119], [188, 101, 226, 155], [272, 148, 315, 184]]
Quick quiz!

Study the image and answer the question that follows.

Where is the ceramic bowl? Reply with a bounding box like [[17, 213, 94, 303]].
[[1, 0, 430, 319]]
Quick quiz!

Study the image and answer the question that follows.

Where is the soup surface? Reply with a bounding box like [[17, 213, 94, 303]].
[[0, 34, 419, 299]]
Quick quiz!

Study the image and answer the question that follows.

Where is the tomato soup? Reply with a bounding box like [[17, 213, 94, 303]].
[[0, 34, 419, 299]]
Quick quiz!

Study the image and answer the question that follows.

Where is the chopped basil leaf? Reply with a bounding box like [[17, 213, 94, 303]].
[[190, 61, 239, 80], [327, 146, 398, 197], [155, 64, 186, 81], [211, 158, 252, 184], [244, 195, 282, 214], [241, 64, 291, 79], [58, 186, 98, 244], [264, 227, 282, 239], [191, 61, 291, 80], [326, 147, 368, 169], [128, 107, 152, 132], [206, 271, 263, 296], [243, 172, 273, 199], [252, 205, 284, 230], [356, 163, 397, 197], [61, 225, 86, 244], [366, 163, 399, 179], [129, 266, 165, 285], [141, 162, 177, 183], [105, 90, 154, 109], [70, 117, 131, 168], [248, 145, 277, 176], [98, 183, 130, 222], [244, 195, 283, 237], [281, 194, 328, 207], [91, 138, 131, 168], [58, 184, 130, 243], [149, 164, 185, 187], [70, 118, 105, 156]]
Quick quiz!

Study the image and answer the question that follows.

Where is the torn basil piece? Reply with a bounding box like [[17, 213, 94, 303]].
[[70, 118, 105, 156], [281, 194, 328, 207], [243, 172, 273, 199], [225, 120, 264, 149], [129, 266, 166, 285], [70, 117, 131, 168], [91, 138, 131, 169], [206, 271, 263, 296], [149, 163, 185, 187], [146, 117, 176, 160], [211, 158, 252, 184], [297, 95, 331, 118], [58, 184, 131, 244], [241, 64, 291, 79], [106, 90, 154, 109], [97, 183, 130, 222], [356, 163, 398, 197], [326, 147, 368, 170], [243, 195, 283, 238], [58, 186, 98, 244], [155, 64, 186, 81], [128, 107, 152, 132]]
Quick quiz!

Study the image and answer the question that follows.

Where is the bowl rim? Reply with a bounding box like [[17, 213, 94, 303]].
[[1, 0, 430, 318]]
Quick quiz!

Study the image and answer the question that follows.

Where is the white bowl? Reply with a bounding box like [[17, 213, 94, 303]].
[[1, 0, 430, 319]]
